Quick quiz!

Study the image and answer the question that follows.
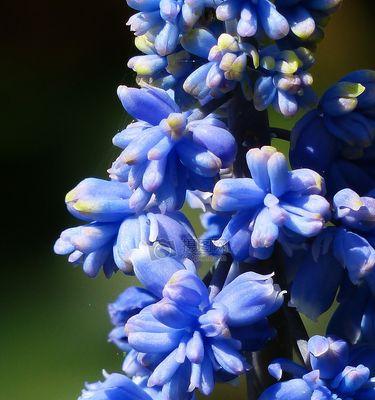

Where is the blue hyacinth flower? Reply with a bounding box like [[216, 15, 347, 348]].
[[125, 264, 283, 396], [108, 246, 198, 353], [259, 335, 375, 400], [332, 189, 375, 290], [215, 0, 289, 40], [286, 187, 375, 322], [78, 371, 166, 400], [108, 286, 159, 351], [287, 187, 375, 321], [286, 232, 343, 321], [275, 0, 343, 41], [290, 69, 375, 196], [54, 178, 198, 277], [181, 29, 258, 100], [199, 211, 232, 258], [113, 85, 236, 212], [254, 46, 317, 116], [125, 0, 207, 56], [211, 146, 330, 261], [127, 48, 201, 110], [328, 281, 375, 345]]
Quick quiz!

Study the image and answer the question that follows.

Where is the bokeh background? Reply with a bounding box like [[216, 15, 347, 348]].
[[2, 1, 374, 399]]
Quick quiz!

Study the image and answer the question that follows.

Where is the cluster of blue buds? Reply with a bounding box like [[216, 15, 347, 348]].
[[291, 70, 375, 196], [275, 0, 343, 44], [182, 30, 258, 100], [125, 267, 283, 396], [55, 1, 375, 399], [254, 46, 316, 116], [79, 371, 165, 400], [285, 187, 374, 323], [112, 85, 237, 211], [259, 335, 375, 400], [211, 146, 330, 261], [126, 0, 205, 56], [54, 177, 198, 276]]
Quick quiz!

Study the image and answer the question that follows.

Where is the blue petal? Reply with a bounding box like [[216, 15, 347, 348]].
[[212, 178, 265, 212], [254, 76, 277, 111], [237, 3, 258, 37], [216, 1, 241, 22], [177, 138, 222, 177], [183, 62, 213, 99], [125, 308, 184, 353], [108, 286, 158, 325], [155, 22, 180, 56], [258, 379, 312, 400], [210, 339, 246, 375], [147, 349, 183, 387], [333, 229, 375, 285], [113, 121, 151, 149], [331, 365, 370, 395], [142, 159, 167, 192], [268, 151, 290, 198], [190, 122, 237, 168], [65, 178, 133, 222], [251, 207, 279, 249], [285, 6, 315, 39], [275, 90, 298, 117], [186, 330, 205, 364], [130, 248, 186, 297], [290, 250, 342, 320], [117, 86, 179, 125], [327, 286, 370, 344], [163, 270, 209, 309], [246, 146, 276, 191], [213, 272, 284, 326], [128, 54, 167, 75], [151, 298, 196, 329], [308, 335, 349, 379], [180, 28, 217, 59], [126, 0, 161, 12], [258, 0, 289, 39]]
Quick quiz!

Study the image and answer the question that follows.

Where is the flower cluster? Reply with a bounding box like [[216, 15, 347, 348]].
[[285, 187, 374, 326], [259, 335, 375, 400], [211, 145, 330, 261], [290, 70, 375, 196], [254, 46, 316, 116], [124, 0, 343, 116], [125, 267, 283, 396], [54, 177, 198, 276], [112, 86, 237, 211], [55, 1, 375, 399]]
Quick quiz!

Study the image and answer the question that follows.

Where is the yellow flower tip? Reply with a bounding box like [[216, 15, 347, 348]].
[[65, 190, 76, 203], [166, 114, 185, 130], [73, 200, 95, 213], [166, 113, 186, 139], [353, 199, 364, 210], [315, 176, 323, 192], [167, 273, 181, 286], [218, 33, 237, 51], [261, 146, 277, 154]]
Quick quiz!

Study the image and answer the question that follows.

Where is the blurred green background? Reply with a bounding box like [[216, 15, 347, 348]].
[[2, 1, 374, 399]]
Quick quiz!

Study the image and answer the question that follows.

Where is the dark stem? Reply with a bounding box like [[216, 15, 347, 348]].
[[227, 87, 309, 399], [197, 92, 232, 118], [269, 127, 291, 141], [228, 87, 270, 177], [273, 245, 310, 366]]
